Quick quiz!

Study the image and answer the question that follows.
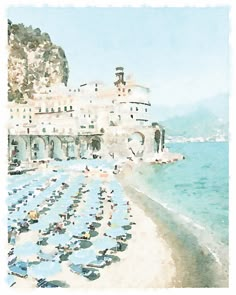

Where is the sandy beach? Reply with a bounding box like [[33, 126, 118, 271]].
[[7, 160, 178, 289]]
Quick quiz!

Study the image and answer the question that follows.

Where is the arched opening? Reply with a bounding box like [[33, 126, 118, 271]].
[[31, 137, 47, 160], [49, 137, 63, 159], [91, 137, 101, 151], [10, 136, 27, 161], [67, 142, 76, 158], [127, 132, 145, 157], [154, 130, 161, 153]]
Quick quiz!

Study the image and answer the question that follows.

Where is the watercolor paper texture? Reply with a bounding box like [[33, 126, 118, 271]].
[[1, 0, 235, 291]]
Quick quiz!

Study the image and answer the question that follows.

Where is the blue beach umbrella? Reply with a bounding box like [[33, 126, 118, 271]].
[[92, 236, 117, 250], [28, 261, 61, 279], [14, 242, 40, 258], [47, 233, 71, 246], [105, 227, 126, 238], [69, 248, 96, 265], [67, 224, 88, 236], [110, 217, 130, 227]]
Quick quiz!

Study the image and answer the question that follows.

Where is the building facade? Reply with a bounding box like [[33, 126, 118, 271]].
[[8, 67, 165, 162]]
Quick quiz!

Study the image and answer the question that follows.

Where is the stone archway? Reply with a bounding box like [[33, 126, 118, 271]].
[[154, 129, 161, 153], [91, 137, 101, 152], [127, 132, 145, 157], [10, 136, 27, 161], [49, 136, 63, 159], [31, 136, 47, 160]]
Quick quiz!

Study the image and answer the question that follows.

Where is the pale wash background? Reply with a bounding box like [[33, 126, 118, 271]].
[[0, 0, 235, 294]]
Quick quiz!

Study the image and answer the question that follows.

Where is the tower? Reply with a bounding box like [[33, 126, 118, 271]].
[[114, 67, 126, 86]]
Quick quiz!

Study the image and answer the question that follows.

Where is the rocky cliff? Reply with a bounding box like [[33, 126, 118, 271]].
[[8, 20, 69, 102]]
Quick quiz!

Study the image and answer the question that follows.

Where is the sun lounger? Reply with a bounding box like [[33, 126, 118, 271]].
[[37, 278, 59, 288]]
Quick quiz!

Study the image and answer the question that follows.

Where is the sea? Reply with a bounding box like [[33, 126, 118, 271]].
[[130, 142, 229, 287]]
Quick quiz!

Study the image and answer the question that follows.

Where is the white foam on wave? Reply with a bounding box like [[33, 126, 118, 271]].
[[205, 246, 222, 266]]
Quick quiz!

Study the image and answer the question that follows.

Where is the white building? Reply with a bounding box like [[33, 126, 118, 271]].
[[8, 67, 164, 162]]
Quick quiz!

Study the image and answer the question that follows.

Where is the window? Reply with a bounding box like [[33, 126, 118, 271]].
[[10, 109, 12, 112], [136, 107, 138, 111], [74, 89, 76, 92], [51, 108, 54, 112], [46, 108, 49, 113], [23, 115, 26, 119], [42, 128, 46, 133], [39, 108, 41, 113], [123, 88, 125, 92], [130, 115, 133, 119], [70, 106, 73, 110], [130, 107, 133, 111], [88, 114, 90, 118], [49, 89, 51, 93], [64, 106, 67, 111], [23, 109, 25, 112], [70, 113, 73, 117], [95, 88, 98, 92], [84, 114, 86, 118], [58, 107, 61, 112], [53, 127, 56, 132], [90, 100, 92, 103], [11, 115, 13, 119], [69, 89, 71, 92], [29, 115, 32, 119], [29, 108, 31, 112], [89, 125, 94, 129], [17, 109, 19, 112], [145, 108, 147, 112]]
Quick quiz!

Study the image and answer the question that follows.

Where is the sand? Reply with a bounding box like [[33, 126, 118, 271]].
[[10, 163, 177, 288]]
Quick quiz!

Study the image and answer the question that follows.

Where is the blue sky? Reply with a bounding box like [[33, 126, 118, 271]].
[[8, 7, 229, 107]]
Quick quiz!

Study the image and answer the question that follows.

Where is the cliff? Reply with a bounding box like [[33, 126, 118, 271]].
[[8, 20, 69, 102]]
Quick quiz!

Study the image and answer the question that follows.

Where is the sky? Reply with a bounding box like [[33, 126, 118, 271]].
[[8, 6, 229, 107]]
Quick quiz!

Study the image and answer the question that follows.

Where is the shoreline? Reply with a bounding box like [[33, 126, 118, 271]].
[[117, 162, 228, 288], [8, 162, 176, 288], [7, 158, 228, 288]]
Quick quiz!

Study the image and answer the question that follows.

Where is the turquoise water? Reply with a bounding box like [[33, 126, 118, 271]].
[[133, 142, 228, 268]]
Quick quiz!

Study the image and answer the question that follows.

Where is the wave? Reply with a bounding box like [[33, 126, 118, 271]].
[[130, 184, 226, 267]]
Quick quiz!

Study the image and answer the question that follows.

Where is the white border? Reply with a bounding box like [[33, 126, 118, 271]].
[[0, 1, 235, 295]]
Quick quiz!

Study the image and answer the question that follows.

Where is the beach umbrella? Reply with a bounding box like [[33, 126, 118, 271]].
[[28, 261, 61, 279], [92, 236, 117, 250], [67, 224, 88, 235], [105, 227, 126, 238], [69, 248, 96, 265], [110, 217, 130, 227], [47, 233, 71, 246], [14, 242, 40, 258]]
